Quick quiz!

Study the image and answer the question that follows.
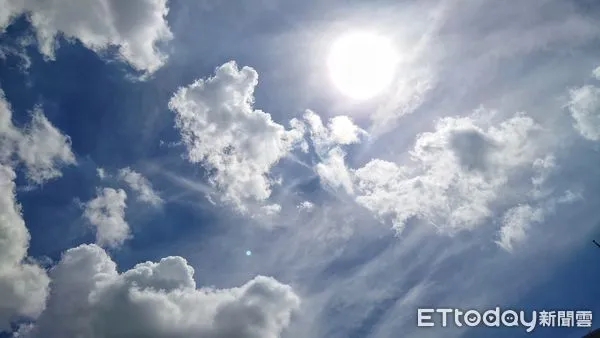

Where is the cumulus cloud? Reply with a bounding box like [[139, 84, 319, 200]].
[[21, 244, 300, 338], [83, 188, 129, 248], [0, 92, 76, 184], [567, 84, 600, 141], [328, 116, 364, 145], [169, 61, 302, 211], [0, 165, 49, 332], [0, 89, 72, 331], [0, 0, 173, 74], [353, 111, 545, 234], [294, 110, 366, 155], [118, 167, 163, 207], [16, 109, 76, 184]]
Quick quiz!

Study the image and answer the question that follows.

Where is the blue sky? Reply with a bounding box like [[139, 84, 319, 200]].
[[1, 0, 600, 337]]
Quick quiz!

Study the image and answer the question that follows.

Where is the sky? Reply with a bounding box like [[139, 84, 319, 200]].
[[0, 0, 600, 337]]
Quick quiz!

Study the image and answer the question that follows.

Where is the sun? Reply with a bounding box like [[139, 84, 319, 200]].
[[327, 31, 399, 100]]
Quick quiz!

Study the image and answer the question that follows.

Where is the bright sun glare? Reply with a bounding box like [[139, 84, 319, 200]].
[[328, 31, 399, 100]]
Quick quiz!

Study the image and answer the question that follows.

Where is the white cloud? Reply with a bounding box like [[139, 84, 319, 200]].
[[83, 188, 129, 248], [593, 66, 600, 81], [315, 147, 354, 195], [297, 110, 326, 149], [0, 0, 173, 74], [0, 89, 75, 332], [557, 189, 583, 204], [297, 201, 314, 211], [0, 37, 32, 71], [371, 69, 435, 135], [487, 63, 600, 250], [0, 90, 75, 184], [118, 167, 163, 207], [0, 90, 19, 163], [531, 155, 557, 187], [496, 185, 583, 253], [530, 154, 558, 199], [16, 109, 76, 184], [354, 111, 544, 234], [169, 61, 302, 211], [327, 116, 366, 145], [294, 110, 366, 155], [96, 167, 106, 179], [495, 204, 544, 252], [21, 244, 300, 338], [0, 165, 49, 331], [567, 84, 600, 141], [261, 203, 282, 216], [291, 111, 366, 195]]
